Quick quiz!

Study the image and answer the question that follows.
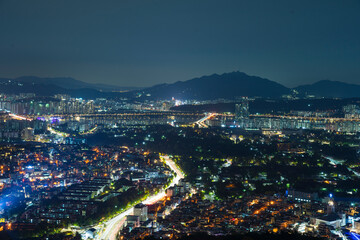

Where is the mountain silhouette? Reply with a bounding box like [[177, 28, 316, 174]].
[[131, 71, 290, 100]]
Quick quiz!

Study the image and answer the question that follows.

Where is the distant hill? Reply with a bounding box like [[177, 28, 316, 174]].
[[0, 76, 138, 92], [130, 71, 291, 100], [295, 80, 360, 98], [0, 79, 64, 95], [0, 76, 141, 99], [0, 78, 125, 99]]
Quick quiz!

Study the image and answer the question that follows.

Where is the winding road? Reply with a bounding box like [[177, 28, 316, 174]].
[[96, 155, 184, 240]]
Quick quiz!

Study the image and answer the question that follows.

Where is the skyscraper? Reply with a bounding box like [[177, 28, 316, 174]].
[[235, 98, 249, 121]]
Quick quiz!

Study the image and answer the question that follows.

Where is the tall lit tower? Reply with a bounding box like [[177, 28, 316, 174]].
[[327, 194, 335, 215], [235, 97, 249, 121]]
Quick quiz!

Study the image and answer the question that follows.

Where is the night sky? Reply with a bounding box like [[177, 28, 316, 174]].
[[0, 0, 359, 87]]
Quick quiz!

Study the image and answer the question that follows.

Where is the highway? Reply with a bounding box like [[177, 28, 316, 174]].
[[193, 113, 217, 128], [95, 155, 184, 240], [47, 126, 70, 138], [8, 113, 32, 121], [79, 126, 98, 135], [324, 155, 360, 177]]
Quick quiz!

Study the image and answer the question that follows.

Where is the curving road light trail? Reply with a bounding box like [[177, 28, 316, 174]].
[[193, 113, 217, 128], [96, 155, 184, 240]]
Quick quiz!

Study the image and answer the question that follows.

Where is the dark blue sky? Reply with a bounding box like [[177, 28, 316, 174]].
[[0, 0, 359, 87]]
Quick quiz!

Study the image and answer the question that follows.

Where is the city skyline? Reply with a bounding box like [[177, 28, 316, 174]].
[[1, 1, 360, 239]]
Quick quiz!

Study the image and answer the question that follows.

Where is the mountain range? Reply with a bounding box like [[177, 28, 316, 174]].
[[132, 72, 360, 100], [0, 73, 360, 99], [131, 72, 289, 100], [294, 80, 360, 98]]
